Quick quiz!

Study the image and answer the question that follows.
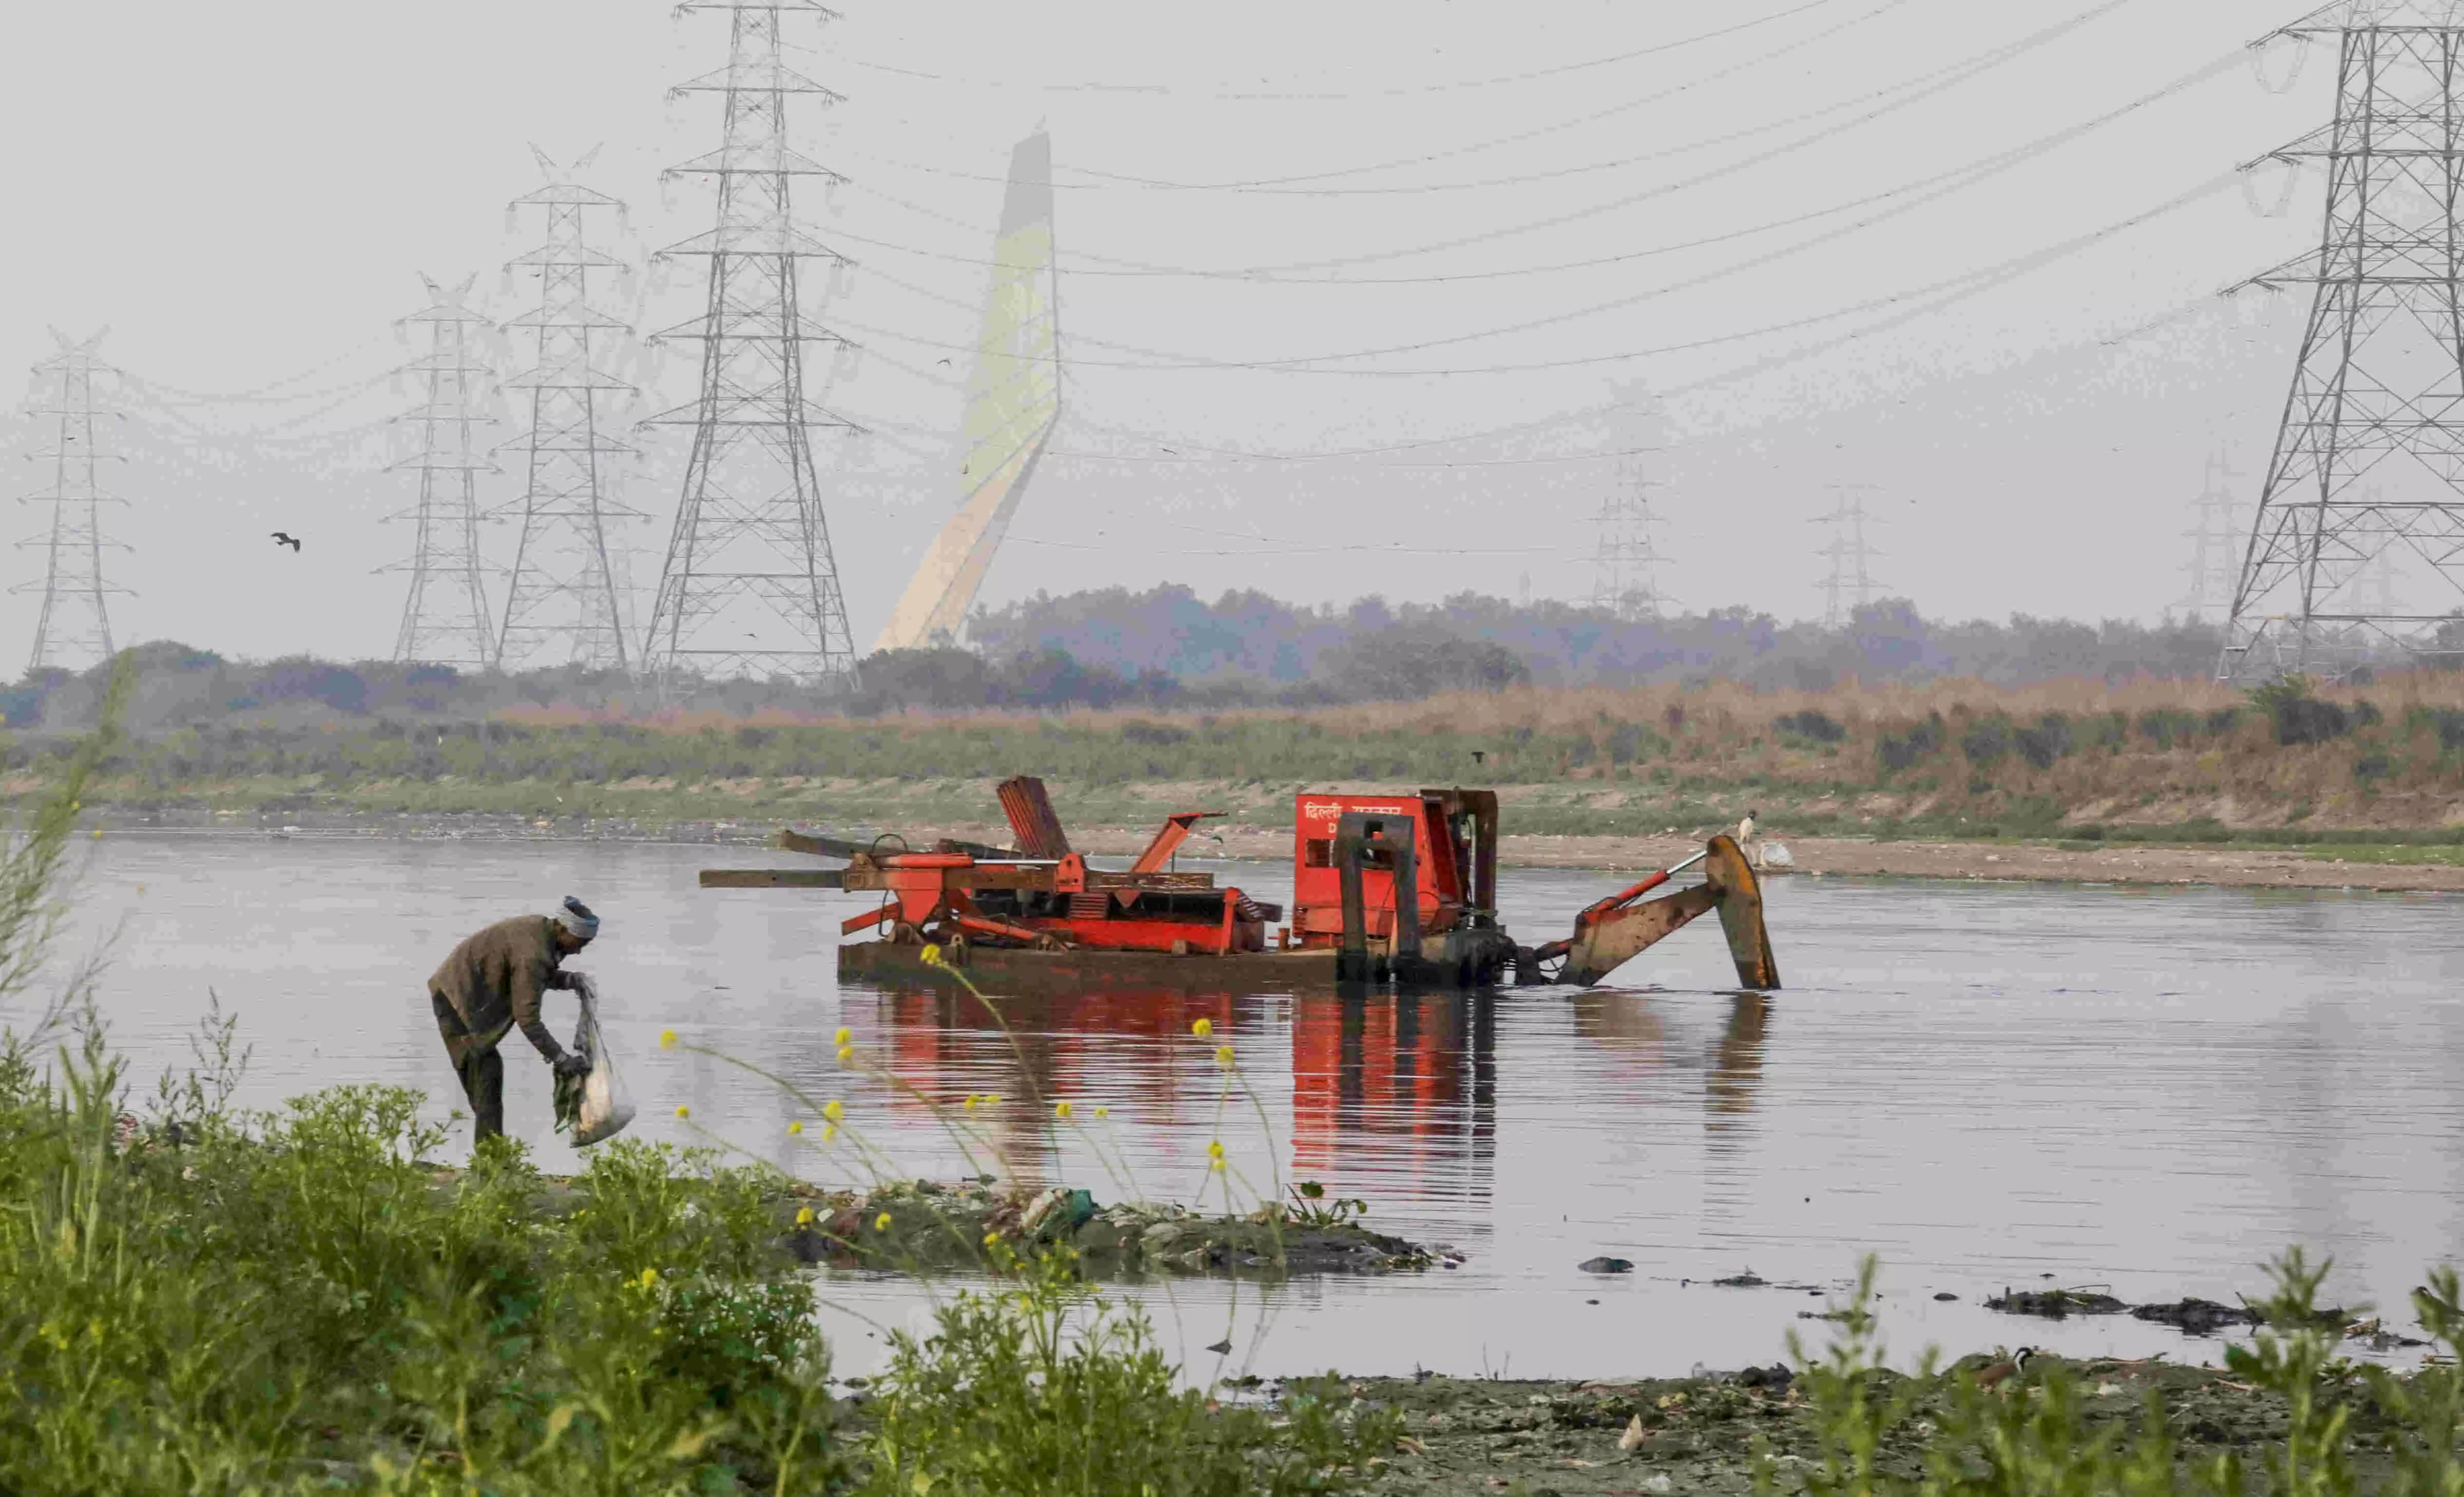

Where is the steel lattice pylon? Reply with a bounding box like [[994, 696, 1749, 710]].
[[1586, 480, 1665, 623], [387, 275, 498, 670], [1815, 486, 1883, 629], [495, 149, 642, 673], [14, 329, 129, 674], [1586, 387, 1666, 621], [2224, 0, 2464, 678], [643, 0, 862, 686]]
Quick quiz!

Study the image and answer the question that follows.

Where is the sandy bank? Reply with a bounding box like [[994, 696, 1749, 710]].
[[88, 810, 2464, 894]]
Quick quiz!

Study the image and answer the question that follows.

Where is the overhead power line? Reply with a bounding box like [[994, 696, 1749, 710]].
[[836, 0, 2169, 288], [831, 158, 2243, 379], [812, 0, 1846, 102], [1042, 0, 2123, 195]]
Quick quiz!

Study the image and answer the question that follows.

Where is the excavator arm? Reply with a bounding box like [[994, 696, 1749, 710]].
[[1544, 835, 1779, 989]]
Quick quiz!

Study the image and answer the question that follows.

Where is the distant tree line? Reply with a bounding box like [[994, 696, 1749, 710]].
[[3, 588, 2251, 733], [966, 585, 2229, 695]]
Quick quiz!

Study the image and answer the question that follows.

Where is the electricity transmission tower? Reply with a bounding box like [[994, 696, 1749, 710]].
[[1816, 486, 1883, 628], [643, 0, 862, 685], [15, 329, 128, 674], [2223, 1, 2464, 679], [2176, 453, 2244, 623], [495, 148, 641, 673], [387, 274, 498, 670], [1586, 476, 1666, 621]]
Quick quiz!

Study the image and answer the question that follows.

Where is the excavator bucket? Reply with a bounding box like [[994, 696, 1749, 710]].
[[1705, 835, 1781, 990], [1554, 835, 1780, 990]]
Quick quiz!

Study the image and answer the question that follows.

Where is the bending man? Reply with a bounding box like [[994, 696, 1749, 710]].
[[430, 896, 600, 1143]]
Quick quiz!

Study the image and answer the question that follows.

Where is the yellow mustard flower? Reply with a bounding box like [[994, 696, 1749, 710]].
[[659, 1028, 678, 1050], [1215, 1045, 1235, 1067], [836, 1045, 854, 1063], [874, 1212, 893, 1232], [1207, 1140, 1225, 1160], [1094, 1106, 1110, 1119], [920, 943, 944, 967], [834, 1026, 852, 1046], [673, 1104, 689, 1120], [822, 1123, 838, 1142], [1190, 1017, 1213, 1038], [638, 1268, 659, 1289], [1055, 1100, 1073, 1119], [788, 1120, 803, 1136], [823, 1099, 844, 1122], [796, 1206, 816, 1226]]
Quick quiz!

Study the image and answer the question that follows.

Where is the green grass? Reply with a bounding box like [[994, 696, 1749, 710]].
[[2298, 844, 2464, 867]]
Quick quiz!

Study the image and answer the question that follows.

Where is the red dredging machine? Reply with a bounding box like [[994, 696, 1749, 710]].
[[701, 776, 1778, 992]]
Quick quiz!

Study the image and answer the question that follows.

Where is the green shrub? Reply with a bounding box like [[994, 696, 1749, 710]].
[[1775, 710, 1847, 745], [2252, 676, 2351, 746], [1960, 717, 2012, 768], [1877, 714, 1945, 772], [2014, 713, 2073, 770], [861, 1252, 1392, 1497]]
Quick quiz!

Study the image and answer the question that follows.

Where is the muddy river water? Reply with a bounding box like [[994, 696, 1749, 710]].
[[51, 833, 2464, 1380]]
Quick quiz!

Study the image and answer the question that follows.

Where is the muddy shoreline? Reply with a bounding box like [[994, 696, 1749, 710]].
[[78, 808, 2464, 894], [1328, 1357, 2416, 1497]]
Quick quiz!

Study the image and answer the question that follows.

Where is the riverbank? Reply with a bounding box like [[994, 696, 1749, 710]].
[[15, 669, 2464, 850], [1351, 1355, 2423, 1497], [75, 806, 2464, 893]]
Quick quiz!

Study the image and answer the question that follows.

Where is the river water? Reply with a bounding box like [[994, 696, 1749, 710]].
[[48, 832, 2464, 1380]]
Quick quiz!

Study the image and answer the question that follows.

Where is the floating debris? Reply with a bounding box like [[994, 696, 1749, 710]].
[[1988, 1287, 2128, 1319], [1578, 1256, 1635, 1275], [773, 1177, 1442, 1278], [2130, 1298, 2256, 1335]]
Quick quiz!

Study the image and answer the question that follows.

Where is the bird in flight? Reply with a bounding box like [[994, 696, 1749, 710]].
[[271, 532, 302, 552]]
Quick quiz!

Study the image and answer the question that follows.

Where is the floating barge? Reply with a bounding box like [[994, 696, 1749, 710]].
[[703, 776, 1777, 993]]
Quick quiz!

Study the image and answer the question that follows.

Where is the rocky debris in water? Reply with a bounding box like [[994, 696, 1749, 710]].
[[1712, 1272, 1767, 1288], [1734, 1364, 1794, 1389], [2345, 1317, 2431, 1351], [1988, 1287, 2128, 1319], [1934, 1291, 1959, 1301], [2131, 1298, 2256, 1335], [765, 1177, 1443, 1278], [1578, 1256, 1634, 1274]]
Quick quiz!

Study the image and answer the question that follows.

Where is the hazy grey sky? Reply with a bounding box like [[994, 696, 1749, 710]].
[[0, 0, 2330, 663]]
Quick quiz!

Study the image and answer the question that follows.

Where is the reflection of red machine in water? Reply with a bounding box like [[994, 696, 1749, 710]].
[[862, 985, 1252, 1147], [701, 775, 1779, 992], [1288, 991, 1496, 1200]]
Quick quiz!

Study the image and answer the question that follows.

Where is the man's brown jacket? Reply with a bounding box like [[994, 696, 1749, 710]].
[[429, 915, 574, 1062]]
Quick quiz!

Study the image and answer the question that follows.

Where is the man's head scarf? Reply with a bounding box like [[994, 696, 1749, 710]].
[[559, 896, 600, 941]]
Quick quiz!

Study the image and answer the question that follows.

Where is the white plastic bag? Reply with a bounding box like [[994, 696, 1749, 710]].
[[562, 974, 637, 1146]]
